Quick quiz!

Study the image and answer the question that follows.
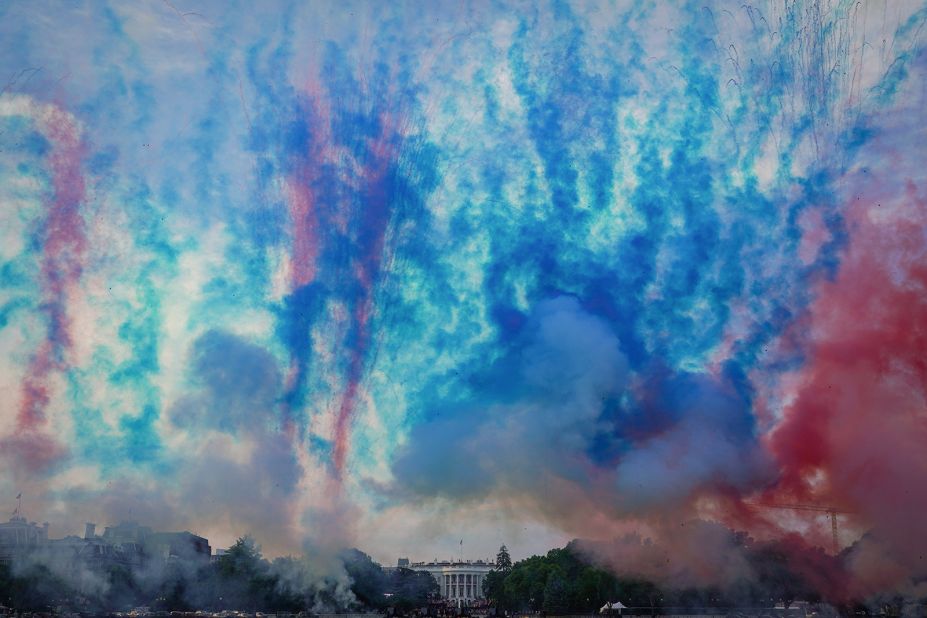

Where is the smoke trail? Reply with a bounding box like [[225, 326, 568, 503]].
[[280, 82, 330, 421], [330, 110, 404, 479], [274, 46, 414, 483], [384, 1, 927, 600], [766, 107, 927, 597], [2, 95, 87, 474]]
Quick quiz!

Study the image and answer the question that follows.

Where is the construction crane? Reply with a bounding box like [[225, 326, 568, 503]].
[[753, 502, 854, 554]]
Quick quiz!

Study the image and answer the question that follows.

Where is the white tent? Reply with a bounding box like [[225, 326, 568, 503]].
[[599, 601, 628, 614]]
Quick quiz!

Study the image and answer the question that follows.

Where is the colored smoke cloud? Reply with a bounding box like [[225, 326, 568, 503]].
[[1, 0, 926, 603], [391, 296, 773, 520]]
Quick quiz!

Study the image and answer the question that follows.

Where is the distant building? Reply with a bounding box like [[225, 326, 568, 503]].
[[402, 558, 496, 605], [100, 521, 210, 562], [102, 521, 154, 544], [146, 531, 211, 561], [0, 511, 210, 569], [0, 516, 49, 563], [46, 532, 144, 569]]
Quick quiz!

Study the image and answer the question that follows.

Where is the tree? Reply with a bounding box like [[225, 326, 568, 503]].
[[387, 567, 439, 612], [542, 570, 569, 614], [616, 578, 663, 616], [576, 567, 618, 612], [151, 562, 194, 612], [483, 569, 509, 610], [496, 545, 512, 571], [214, 536, 270, 611], [0, 560, 74, 611], [104, 564, 140, 610], [746, 540, 816, 608], [342, 548, 387, 609], [217, 536, 264, 579], [503, 556, 548, 611]]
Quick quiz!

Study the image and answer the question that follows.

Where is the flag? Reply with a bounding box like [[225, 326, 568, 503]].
[[459, 539, 463, 545]]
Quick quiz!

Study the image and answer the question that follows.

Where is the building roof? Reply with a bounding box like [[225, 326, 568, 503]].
[[409, 559, 496, 568]]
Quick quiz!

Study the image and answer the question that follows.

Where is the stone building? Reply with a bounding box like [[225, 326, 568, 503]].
[[0, 512, 210, 568], [402, 559, 496, 605], [0, 515, 49, 563]]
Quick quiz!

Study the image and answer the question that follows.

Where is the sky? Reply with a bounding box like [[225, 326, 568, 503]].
[[1, 0, 926, 597]]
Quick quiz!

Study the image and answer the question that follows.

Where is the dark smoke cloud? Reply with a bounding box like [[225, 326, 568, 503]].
[[391, 297, 772, 524]]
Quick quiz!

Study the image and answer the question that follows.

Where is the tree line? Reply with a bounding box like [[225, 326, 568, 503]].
[[0, 537, 437, 614], [483, 544, 665, 615], [480, 540, 911, 615], [3, 535, 922, 615]]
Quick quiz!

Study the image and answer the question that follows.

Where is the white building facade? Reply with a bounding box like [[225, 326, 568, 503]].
[[0, 516, 49, 563], [405, 559, 496, 605]]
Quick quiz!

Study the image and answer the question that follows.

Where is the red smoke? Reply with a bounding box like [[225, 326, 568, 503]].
[[285, 85, 330, 292], [768, 174, 927, 594], [283, 82, 404, 481], [331, 111, 401, 479], [6, 103, 87, 474], [280, 88, 330, 445], [580, 160, 927, 601]]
